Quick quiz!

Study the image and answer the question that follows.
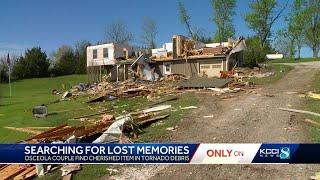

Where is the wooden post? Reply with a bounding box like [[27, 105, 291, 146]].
[[124, 64, 126, 80], [116, 65, 119, 82], [99, 66, 102, 82]]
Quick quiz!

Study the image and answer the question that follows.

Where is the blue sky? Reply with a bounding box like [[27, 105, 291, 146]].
[[0, 0, 312, 57]]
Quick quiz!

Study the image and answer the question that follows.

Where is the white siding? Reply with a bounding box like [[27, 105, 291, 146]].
[[87, 44, 115, 66], [86, 43, 133, 67]]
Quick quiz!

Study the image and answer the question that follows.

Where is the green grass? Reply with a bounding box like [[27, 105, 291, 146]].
[[270, 57, 320, 64], [248, 64, 293, 85], [306, 71, 320, 142], [0, 75, 88, 142], [0, 75, 198, 179]]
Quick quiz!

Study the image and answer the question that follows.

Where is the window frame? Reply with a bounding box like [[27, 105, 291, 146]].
[[103, 48, 109, 58], [92, 49, 98, 59]]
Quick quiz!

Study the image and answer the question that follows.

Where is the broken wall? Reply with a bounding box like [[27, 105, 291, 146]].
[[156, 57, 227, 78]]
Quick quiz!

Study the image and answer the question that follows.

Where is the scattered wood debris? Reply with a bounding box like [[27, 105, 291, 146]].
[[180, 106, 198, 110], [307, 92, 320, 100]]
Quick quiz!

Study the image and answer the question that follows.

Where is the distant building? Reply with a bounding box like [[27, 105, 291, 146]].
[[86, 43, 135, 82], [266, 54, 284, 60]]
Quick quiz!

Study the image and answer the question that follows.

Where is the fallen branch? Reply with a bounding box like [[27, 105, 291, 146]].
[[278, 108, 320, 117]]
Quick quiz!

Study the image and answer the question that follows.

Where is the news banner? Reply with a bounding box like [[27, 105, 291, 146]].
[[0, 143, 320, 164]]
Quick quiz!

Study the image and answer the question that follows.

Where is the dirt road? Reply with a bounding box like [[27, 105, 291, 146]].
[[109, 62, 320, 180]]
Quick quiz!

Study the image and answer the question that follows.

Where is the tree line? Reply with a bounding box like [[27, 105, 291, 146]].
[[0, 40, 90, 83], [1, 0, 319, 83], [178, 0, 319, 66]]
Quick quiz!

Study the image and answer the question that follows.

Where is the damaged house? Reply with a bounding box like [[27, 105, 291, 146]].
[[152, 35, 246, 78], [86, 43, 136, 82], [86, 35, 246, 82]]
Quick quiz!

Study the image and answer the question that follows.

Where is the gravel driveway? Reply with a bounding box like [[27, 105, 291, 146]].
[[108, 62, 320, 180]]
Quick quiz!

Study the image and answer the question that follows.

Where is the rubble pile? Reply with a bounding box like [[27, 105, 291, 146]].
[[0, 65, 274, 179]]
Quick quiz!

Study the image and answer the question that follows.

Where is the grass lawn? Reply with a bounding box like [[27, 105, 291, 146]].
[[0, 75, 88, 142], [248, 64, 293, 85], [0, 75, 198, 179], [306, 71, 320, 142], [270, 57, 320, 64]]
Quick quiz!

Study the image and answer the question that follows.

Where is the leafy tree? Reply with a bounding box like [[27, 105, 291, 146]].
[[211, 0, 236, 42], [304, 0, 320, 57], [245, 0, 287, 48], [286, 0, 307, 58], [12, 47, 50, 79], [140, 17, 158, 49], [53, 45, 76, 75], [178, 1, 195, 39], [74, 40, 91, 74], [105, 21, 133, 44], [244, 36, 275, 67]]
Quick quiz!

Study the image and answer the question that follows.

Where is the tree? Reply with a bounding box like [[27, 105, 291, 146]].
[[304, 0, 320, 57], [193, 27, 213, 43], [12, 47, 50, 79], [244, 36, 275, 67], [245, 0, 287, 48], [274, 29, 295, 58], [211, 0, 236, 42], [178, 1, 195, 39], [140, 17, 158, 49], [0, 56, 9, 83], [105, 21, 133, 44], [53, 45, 76, 75], [74, 40, 91, 74], [286, 0, 307, 59]]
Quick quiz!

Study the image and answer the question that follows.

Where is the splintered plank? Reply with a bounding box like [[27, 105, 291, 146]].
[[26, 124, 68, 141], [0, 165, 25, 180], [13, 166, 36, 180]]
